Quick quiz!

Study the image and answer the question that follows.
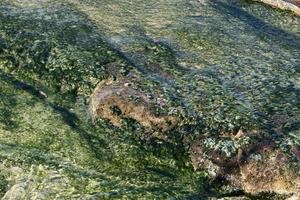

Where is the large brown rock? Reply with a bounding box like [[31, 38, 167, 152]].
[[190, 130, 300, 196], [237, 150, 300, 195], [90, 78, 179, 133]]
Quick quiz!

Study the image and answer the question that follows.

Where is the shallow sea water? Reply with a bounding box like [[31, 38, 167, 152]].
[[0, 0, 299, 199]]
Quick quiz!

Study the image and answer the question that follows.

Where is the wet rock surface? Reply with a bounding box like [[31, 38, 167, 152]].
[[254, 0, 300, 16], [237, 150, 300, 194], [190, 130, 300, 195], [91, 78, 180, 133], [0, 0, 299, 199]]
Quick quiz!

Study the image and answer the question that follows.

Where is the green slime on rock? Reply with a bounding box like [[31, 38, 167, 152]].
[[0, 0, 299, 199]]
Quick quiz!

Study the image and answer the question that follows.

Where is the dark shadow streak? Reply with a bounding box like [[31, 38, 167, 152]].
[[0, 70, 107, 159], [144, 166, 177, 180], [211, 1, 300, 49], [0, 72, 47, 100]]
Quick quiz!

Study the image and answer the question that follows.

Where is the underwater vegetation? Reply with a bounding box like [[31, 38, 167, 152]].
[[0, 0, 299, 199]]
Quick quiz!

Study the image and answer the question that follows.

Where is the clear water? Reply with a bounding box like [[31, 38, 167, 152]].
[[0, 0, 299, 199]]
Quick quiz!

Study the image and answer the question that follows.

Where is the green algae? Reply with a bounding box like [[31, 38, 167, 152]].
[[0, 70, 207, 198], [0, 0, 299, 199], [0, 2, 207, 199], [0, 173, 8, 196]]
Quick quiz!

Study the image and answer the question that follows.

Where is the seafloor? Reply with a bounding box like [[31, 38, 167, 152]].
[[0, 0, 299, 199]]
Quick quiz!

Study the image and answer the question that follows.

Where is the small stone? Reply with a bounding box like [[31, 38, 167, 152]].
[[38, 90, 47, 98], [124, 83, 132, 87]]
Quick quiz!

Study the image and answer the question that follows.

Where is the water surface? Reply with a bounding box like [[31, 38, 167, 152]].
[[0, 0, 299, 199]]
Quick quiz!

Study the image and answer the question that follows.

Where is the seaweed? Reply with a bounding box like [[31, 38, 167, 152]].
[[0, 0, 299, 198]]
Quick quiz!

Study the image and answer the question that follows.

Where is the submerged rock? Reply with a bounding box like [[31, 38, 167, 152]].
[[90, 75, 300, 196], [1, 0, 300, 199], [237, 150, 300, 195], [90, 78, 180, 132], [190, 129, 300, 196], [254, 0, 300, 16]]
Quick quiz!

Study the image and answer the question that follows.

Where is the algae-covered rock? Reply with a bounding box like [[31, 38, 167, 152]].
[[91, 78, 180, 132], [190, 129, 300, 196], [0, 0, 300, 199], [237, 150, 300, 195]]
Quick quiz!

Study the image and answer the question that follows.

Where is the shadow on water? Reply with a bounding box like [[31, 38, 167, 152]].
[[96, 26, 186, 84], [0, 71, 47, 100], [144, 166, 177, 180], [0, 70, 108, 160], [70, 8, 189, 82], [212, 1, 300, 49]]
